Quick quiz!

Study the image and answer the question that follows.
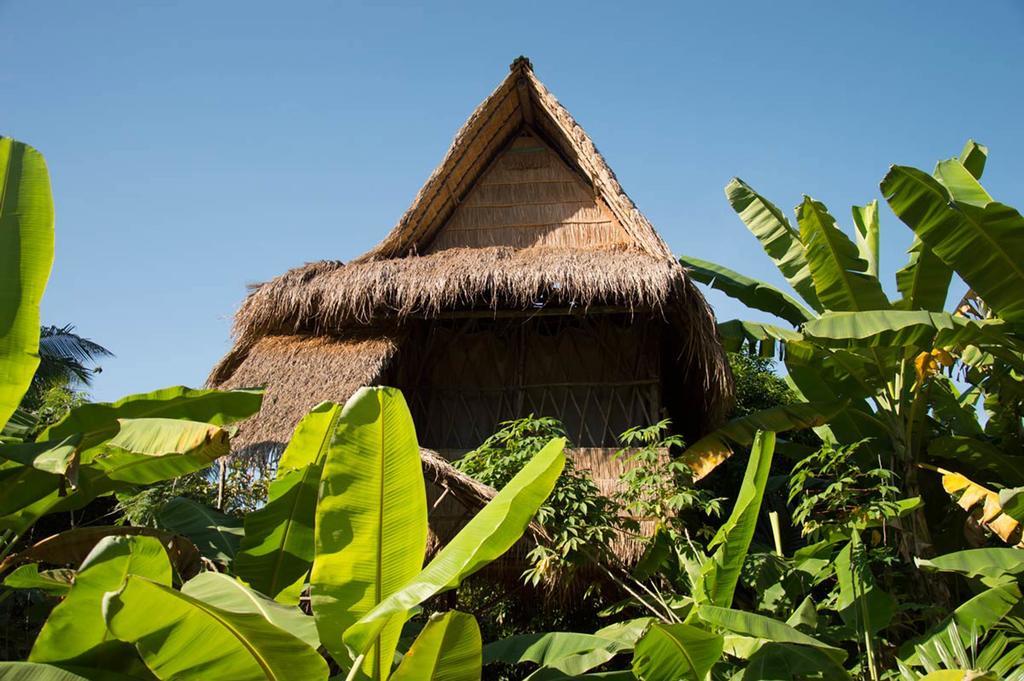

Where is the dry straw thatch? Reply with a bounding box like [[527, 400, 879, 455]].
[[209, 57, 731, 573]]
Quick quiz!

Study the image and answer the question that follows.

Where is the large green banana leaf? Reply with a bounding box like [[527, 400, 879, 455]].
[[851, 200, 880, 277], [236, 402, 342, 603], [725, 178, 823, 312], [391, 611, 481, 681], [0, 138, 54, 429], [803, 310, 1016, 351], [927, 436, 1024, 487], [681, 402, 841, 481], [894, 236, 952, 312], [899, 583, 1020, 665], [0, 663, 91, 681], [696, 605, 846, 662], [678, 255, 813, 325], [311, 387, 427, 678], [797, 197, 890, 312], [30, 536, 170, 672], [631, 622, 723, 681], [736, 643, 851, 680], [717, 320, 803, 356], [39, 386, 263, 447], [0, 419, 236, 534], [882, 164, 1024, 322], [104, 575, 328, 681], [483, 631, 631, 676], [157, 497, 243, 567], [343, 437, 565, 661], [915, 548, 1024, 583], [181, 572, 319, 649], [695, 431, 775, 608]]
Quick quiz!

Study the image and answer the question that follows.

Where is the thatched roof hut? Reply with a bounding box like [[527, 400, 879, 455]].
[[209, 57, 731, 564]]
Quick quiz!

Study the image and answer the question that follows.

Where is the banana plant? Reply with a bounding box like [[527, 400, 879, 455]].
[[485, 431, 854, 680], [6, 387, 566, 681], [680, 140, 1024, 556]]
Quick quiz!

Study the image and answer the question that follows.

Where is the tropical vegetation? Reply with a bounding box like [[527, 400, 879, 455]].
[[3, 130, 1024, 681]]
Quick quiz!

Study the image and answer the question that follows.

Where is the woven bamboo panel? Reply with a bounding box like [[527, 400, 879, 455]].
[[426, 132, 630, 252]]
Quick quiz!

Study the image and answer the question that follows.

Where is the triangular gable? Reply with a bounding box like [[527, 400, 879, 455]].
[[359, 57, 674, 261], [426, 130, 631, 252]]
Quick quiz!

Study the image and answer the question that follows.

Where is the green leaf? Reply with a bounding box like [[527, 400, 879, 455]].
[[343, 436, 565, 662], [0, 662, 89, 681], [900, 583, 1021, 664], [803, 310, 1015, 350], [736, 642, 852, 680], [725, 178, 823, 312], [30, 536, 171, 671], [310, 387, 427, 678], [682, 403, 841, 482], [797, 196, 890, 312], [103, 575, 329, 681], [2, 563, 72, 594], [236, 402, 342, 603], [882, 164, 1024, 322], [679, 255, 813, 325], [40, 386, 263, 447], [632, 622, 723, 681], [157, 497, 243, 566], [958, 139, 988, 180], [483, 632, 630, 676], [697, 605, 846, 662], [895, 236, 953, 312], [391, 611, 481, 681], [716, 319, 803, 356], [88, 418, 230, 484], [0, 137, 54, 429], [1000, 487, 1024, 522], [834, 534, 895, 635], [851, 200, 880, 278], [181, 572, 320, 650], [696, 431, 776, 608], [928, 436, 1024, 488], [916, 548, 1024, 582]]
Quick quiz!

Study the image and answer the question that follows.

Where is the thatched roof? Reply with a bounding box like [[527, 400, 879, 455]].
[[210, 56, 731, 454]]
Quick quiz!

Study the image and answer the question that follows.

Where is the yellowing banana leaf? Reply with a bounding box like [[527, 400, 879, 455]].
[[678, 255, 813, 325], [343, 437, 565, 662], [236, 402, 342, 603], [632, 622, 723, 681], [797, 196, 890, 312], [882, 164, 1024, 323], [0, 138, 54, 429], [30, 536, 171, 672], [0, 525, 200, 579], [925, 465, 1023, 546], [104, 575, 328, 681], [681, 401, 842, 482], [391, 611, 481, 681], [724, 178, 823, 312], [311, 387, 427, 678]]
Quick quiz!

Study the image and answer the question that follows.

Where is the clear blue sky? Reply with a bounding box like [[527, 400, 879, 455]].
[[3, 1, 1022, 402]]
